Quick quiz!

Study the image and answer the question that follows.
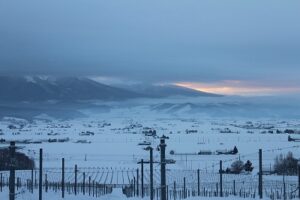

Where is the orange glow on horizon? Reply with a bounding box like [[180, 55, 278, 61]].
[[174, 81, 300, 96]]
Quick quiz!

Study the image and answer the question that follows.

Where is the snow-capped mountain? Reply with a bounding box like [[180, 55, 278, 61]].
[[0, 76, 221, 102], [0, 76, 141, 102]]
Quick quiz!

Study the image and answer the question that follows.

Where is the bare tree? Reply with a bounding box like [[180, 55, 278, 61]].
[[274, 152, 298, 175]]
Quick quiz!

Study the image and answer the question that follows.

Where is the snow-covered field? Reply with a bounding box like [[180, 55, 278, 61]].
[[1, 106, 299, 170], [1, 97, 300, 199]]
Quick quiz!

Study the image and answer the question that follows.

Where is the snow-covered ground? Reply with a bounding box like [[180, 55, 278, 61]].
[[1, 107, 299, 170], [0, 97, 300, 199], [0, 187, 259, 200]]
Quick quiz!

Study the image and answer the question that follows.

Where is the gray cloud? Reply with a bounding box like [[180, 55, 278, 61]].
[[0, 0, 299, 85]]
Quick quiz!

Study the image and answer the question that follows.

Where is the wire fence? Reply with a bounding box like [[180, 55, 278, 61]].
[[0, 167, 299, 200]]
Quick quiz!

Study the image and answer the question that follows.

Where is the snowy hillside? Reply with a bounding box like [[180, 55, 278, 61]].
[[0, 76, 141, 102]]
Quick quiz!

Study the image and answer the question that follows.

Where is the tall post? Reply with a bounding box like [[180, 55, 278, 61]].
[[83, 172, 86, 195], [233, 180, 236, 196], [9, 141, 16, 200], [45, 174, 48, 192], [298, 162, 300, 199], [183, 177, 186, 199], [197, 169, 200, 196], [62, 158, 65, 198], [133, 177, 136, 196], [88, 176, 91, 196], [75, 164, 78, 195], [35, 170, 37, 187], [258, 149, 263, 199], [173, 181, 176, 200], [0, 173, 2, 192], [219, 160, 223, 197], [31, 168, 34, 193], [283, 174, 286, 200], [141, 159, 144, 198], [39, 148, 43, 200], [136, 168, 139, 196], [149, 147, 154, 200], [160, 138, 167, 200]]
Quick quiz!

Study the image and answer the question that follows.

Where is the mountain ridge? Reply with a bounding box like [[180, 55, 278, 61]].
[[0, 76, 221, 102], [0, 76, 141, 102]]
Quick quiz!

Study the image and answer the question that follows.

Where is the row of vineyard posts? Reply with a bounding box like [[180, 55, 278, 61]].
[[3, 141, 112, 200], [125, 138, 300, 200], [2, 139, 300, 200]]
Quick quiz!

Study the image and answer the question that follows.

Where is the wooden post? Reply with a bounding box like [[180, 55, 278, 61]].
[[298, 162, 300, 199], [197, 169, 200, 196], [141, 159, 144, 198], [160, 138, 167, 200], [219, 160, 223, 197], [83, 172, 86, 195], [9, 141, 16, 200], [35, 170, 37, 188], [173, 181, 176, 200], [166, 185, 169, 200], [133, 176, 136, 196], [136, 168, 139, 196], [0, 173, 2, 192], [31, 169, 34, 193], [16, 177, 19, 191], [258, 149, 263, 199], [283, 174, 286, 200], [75, 164, 78, 195], [39, 148, 43, 200], [62, 158, 65, 198], [233, 180, 236, 196], [92, 181, 95, 197], [88, 176, 91, 196], [45, 174, 48, 192], [183, 177, 186, 199], [149, 147, 154, 200]]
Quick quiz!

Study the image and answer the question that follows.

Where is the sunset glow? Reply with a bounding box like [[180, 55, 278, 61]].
[[174, 81, 300, 96]]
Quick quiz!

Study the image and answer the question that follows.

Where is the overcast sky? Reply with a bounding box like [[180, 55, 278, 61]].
[[0, 0, 300, 94]]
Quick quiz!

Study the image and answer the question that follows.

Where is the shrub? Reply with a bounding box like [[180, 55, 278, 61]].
[[274, 152, 298, 175], [231, 160, 244, 174], [0, 149, 35, 170], [244, 160, 254, 172]]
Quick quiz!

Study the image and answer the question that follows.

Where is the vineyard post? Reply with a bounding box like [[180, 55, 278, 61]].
[[141, 159, 144, 198], [92, 180, 95, 197], [173, 181, 176, 200], [83, 172, 86, 195], [45, 174, 48, 192], [219, 160, 223, 197], [137, 168, 139, 196], [160, 137, 167, 200], [62, 158, 65, 198], [75, 164, 78, 195], [9, 141, 16, 200], [298, 161, 300, 199], [258, 149, 263, 199], [0, 172, 2, 192], [283, 174, 286, 200], [88, 176, 91, 196], [183, 177, 186, 199], [133, 176, 136, 196], [31, 168, 34, 193], [35, 170, 37, 187], [197, 169, 200, 196], [39, 148, 43, 200], [166, 185, 169, 200], [149, 147, 154, 200], [233, 180, 236, 196], [16, 177, 19, 191]]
